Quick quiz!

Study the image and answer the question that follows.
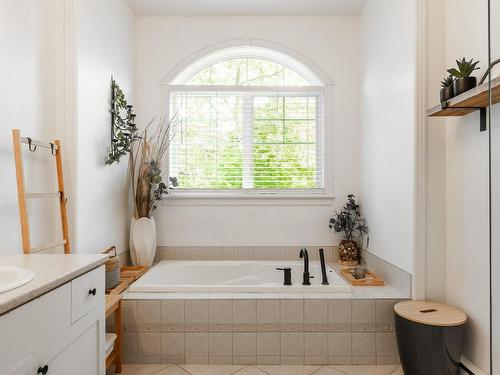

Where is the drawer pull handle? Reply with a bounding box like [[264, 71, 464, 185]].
[[37, 365, 49, 374], [88, 288, 97, 296]]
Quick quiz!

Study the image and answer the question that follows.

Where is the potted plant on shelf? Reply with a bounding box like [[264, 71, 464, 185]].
[[440, 75, 455, 103], [447, 58, 480, 96], [329, 195, 369, 266], [129, 116, 178, 266]]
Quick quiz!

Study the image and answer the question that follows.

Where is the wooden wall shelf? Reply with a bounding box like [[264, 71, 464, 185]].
[[428, 76, 500, 118]]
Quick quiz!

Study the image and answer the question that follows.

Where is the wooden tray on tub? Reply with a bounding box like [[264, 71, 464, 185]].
[[341, 268, 384, 286], [106, 278, 132, 295], [120, 265, 148, 281]]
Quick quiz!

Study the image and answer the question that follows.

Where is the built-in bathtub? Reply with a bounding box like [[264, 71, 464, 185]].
[[128, 260, 351, 293], [120, 259, 408, 366]]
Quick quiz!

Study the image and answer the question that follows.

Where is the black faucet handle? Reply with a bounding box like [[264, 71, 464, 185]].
[[276, 268, 292, 286], [318, 248, 329, 285]]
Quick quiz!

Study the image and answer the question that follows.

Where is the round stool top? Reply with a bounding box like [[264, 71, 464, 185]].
[[394, 301, 467, 327]]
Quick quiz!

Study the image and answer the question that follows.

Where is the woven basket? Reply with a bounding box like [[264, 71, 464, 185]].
[[102, 246, 120, 289]]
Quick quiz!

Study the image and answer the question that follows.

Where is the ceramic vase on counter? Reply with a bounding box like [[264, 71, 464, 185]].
[[130, 216, 157, 266]]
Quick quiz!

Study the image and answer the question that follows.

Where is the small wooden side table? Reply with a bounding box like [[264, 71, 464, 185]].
[[105, 294, 122, 373]]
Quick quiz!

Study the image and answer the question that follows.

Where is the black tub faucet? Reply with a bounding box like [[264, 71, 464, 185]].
[[319, 248, 329, 285], [276, 267, 292, 285], [299, 248, 313, 285]]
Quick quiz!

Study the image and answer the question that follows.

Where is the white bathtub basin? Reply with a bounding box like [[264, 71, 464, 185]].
[[129, 260, 351, 293], [0, 266, 34, 294]]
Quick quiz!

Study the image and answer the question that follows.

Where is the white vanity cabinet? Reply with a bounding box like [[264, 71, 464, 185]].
[[0, 266, 105, 375]]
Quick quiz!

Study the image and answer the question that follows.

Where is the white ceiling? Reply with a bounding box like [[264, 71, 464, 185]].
[[127, 0, 366, 17]]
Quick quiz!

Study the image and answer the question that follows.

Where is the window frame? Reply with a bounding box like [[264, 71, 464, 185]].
[[160, 48, 335, 204]]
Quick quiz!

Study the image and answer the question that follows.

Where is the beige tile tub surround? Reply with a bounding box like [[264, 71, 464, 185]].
[[157, 246, 334, 263], [209, 333, 232, 356], [138, 333, 162, 357], [117, 298, 405, 366], [119, 251, 132, 267], [163, 333, 185, 356], [186, 300, 209, 325], [162, 300, 185, 325], [358, 249, 411, 296], [304, 299, 328, 332], [209, 300, 232, 323], [138, 300, 161, 324], [233, 300, 256, 325]]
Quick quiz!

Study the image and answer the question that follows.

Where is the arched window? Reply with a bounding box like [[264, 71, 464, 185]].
[[167, 46, 326, 193]]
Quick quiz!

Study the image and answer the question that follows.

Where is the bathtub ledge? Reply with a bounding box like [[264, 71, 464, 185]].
[[123, 283, 407, 300]]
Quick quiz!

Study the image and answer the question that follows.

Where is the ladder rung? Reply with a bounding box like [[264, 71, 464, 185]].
[[30, 240, 67, 253], [25, 192, 61, 198]]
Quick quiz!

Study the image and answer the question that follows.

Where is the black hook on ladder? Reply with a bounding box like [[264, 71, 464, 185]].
[[26, 137, 37, 152], [50, 143, 58, 156]]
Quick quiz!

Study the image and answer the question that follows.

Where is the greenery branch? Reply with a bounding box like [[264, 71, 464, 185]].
[[106, 78, 139, 165]]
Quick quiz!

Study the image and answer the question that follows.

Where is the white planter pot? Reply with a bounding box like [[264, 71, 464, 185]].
[[130, 216, 157, 266]]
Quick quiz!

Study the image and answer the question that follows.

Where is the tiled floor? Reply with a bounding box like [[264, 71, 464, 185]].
[[108, 364, 403, 375]]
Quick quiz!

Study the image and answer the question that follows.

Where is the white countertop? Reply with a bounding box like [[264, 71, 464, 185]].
[[0, 254, 108, 315]]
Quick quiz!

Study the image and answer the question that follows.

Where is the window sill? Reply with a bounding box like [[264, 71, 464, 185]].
[[160, 192, 335, 206]]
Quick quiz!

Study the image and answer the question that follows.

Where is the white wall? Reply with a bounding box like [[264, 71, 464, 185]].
[[0, 0, 135, 256], [0, 0, 66, 255], [492, 0, 500, 370], [76, 0, 136, 254], [136, 16, 360, 247], [444, 0, 490, 371], [358, 0, 418, 273], [424, 0, 447, 302], [426, 0, 491, 371]]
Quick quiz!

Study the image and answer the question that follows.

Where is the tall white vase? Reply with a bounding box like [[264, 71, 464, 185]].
[[130, 216, 157, 267]]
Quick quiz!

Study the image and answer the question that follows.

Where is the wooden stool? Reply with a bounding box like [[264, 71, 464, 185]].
[[394, 301, 467, 375]]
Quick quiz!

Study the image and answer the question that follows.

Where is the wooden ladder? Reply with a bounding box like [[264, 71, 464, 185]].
[[12, 129, 70, 254]]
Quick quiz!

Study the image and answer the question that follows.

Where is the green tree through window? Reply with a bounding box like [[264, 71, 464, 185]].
[[169, 57, 323, 191]]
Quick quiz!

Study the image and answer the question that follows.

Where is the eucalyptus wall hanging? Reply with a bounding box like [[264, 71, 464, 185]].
[[105, 77, 139, 165]]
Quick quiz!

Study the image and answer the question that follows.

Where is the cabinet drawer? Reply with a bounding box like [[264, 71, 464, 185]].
[[0, 283, 71, 373], [71, 266, 104, 323]]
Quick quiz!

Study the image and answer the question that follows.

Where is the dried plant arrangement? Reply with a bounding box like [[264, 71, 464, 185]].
[[129, 116, 179, 219]]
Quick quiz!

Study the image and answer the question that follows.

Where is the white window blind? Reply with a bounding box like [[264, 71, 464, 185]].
[[169, 87, 324, 192], [166, 54, 326, 194]]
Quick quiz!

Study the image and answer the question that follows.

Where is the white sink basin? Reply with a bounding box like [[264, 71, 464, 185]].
[[0, 266, 34, 294]]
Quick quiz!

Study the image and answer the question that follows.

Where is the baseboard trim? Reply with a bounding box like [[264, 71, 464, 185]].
[[460, 356, 488, 375]]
